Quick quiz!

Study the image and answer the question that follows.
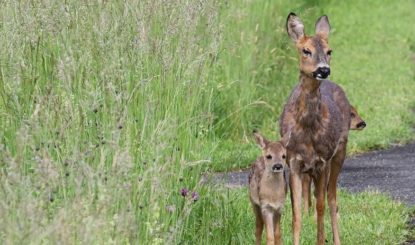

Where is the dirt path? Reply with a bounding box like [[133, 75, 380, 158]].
[[211, 143, 415, 206]]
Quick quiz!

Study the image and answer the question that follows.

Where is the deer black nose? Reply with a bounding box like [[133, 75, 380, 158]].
[[314, 66, 331, 79], [272, 163, 283, 172], [356, 121, 366, 129], [319, 67, 330, 78]]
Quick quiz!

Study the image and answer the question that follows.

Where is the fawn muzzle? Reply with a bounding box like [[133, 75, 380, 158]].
[[272, 163, 284, 173], [313, 66, 330, 80], [356, 121, 366, 130]]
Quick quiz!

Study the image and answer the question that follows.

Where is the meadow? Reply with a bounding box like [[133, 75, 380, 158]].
[[0, 0, 414, 244]]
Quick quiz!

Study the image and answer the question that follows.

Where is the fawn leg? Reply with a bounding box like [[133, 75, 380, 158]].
[[274, 212, 282, 245], [262, 209, 275, 245], [253, 205, 264, 245]]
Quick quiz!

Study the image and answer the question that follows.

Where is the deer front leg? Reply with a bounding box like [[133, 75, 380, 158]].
[[253, 205, 264, 245], [274, 212, 283, 245], [328, 147, 346, 245], [313, 167, 329, 245], [289, 168, 302, 245], [262, 208, 275, 245], [302, 174, 312, 215]]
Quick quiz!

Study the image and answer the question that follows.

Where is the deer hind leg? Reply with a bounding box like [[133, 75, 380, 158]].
[[328, 146, 346, 245], [313, 167, 329, 245], [253, 205, 264, 245], [274, 212, 282, 245], [302, 174, 312, 215], [289, 167, 302, 245]]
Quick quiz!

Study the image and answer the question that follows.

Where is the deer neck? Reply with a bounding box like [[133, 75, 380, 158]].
[[260, 171, 286, 196], [263, 170, 285, 182], [295, 73, 322, 128], [261, 169, 286, 201]]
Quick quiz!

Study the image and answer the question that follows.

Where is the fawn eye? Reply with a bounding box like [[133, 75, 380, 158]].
[[302, 49, 312, 56], [350, 112, 355, 118], [327, 50, 332, 56], [266, 155, 272, 160], [282, 154, 286, 159]]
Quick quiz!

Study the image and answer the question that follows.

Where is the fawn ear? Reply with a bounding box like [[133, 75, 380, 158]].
[[315, 15, 330, 39], [280, 131, 291, 148], [253, 132, 269, 149], [286, 12, 305, 43]]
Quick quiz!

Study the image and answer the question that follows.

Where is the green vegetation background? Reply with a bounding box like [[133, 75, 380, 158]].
[[0, 0, 414, 244]]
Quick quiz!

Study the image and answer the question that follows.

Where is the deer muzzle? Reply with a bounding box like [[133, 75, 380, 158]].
[[313, 66, 330, 80], [272, 163, 284, 173], [356, 121, 366, 130]]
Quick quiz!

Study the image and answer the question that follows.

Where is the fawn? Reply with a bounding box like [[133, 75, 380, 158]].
[[249, 132, 287, 245], [279, 13, 351, 245]]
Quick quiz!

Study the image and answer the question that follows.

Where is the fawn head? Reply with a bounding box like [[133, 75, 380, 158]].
[[350, 106, 366, 130], [254, 132, 287, 173], [286, 13, 332, 81]]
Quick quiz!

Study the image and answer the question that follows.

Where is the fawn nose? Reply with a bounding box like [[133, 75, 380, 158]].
[[356, 121, 366, 129], [272, 163, 284, 172], [314, 66, 330, 79]]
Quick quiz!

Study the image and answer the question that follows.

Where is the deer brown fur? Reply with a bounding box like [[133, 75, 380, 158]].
[[249, 132, 287, 245], [302, 102, 366, 215], [279, 13, 351, 245]]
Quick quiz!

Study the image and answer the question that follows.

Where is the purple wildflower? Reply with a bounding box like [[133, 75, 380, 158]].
[[191, 191, 199, 202], [180, 188, 189, 197]]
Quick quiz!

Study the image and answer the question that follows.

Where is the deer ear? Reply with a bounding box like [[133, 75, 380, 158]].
[[253, 132, 268, 149], [286, 12, 305, 43], [280, 132, 290, 148], [315, 15, 331, 39]]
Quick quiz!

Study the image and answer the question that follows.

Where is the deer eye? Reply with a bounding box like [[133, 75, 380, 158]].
[[350, 112, 355, 118], [282, 154, 286, 159], [302, 49, 312, 57], [327, 50, 332, 56], [266, 155, 272, 160]]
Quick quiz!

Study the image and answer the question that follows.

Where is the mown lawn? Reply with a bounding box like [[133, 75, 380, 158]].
[[0, 0, 414, 244]]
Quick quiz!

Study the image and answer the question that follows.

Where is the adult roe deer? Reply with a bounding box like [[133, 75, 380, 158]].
[[249, 132, 287, 245], [279, 13, 351, 245]]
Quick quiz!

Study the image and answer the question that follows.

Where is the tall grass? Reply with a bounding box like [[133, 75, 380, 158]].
[[0, 0, 414, 244], [0, 1, 221, 243]]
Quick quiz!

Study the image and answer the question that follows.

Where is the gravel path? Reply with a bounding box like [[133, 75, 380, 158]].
[[211, 143, 415, 206]]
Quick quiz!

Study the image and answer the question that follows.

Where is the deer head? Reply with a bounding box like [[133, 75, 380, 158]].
[[286, 13, 332, 81], [254, 132, 287, 173]]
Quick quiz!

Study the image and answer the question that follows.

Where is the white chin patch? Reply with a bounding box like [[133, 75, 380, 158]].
[[316, 75, 324, 81], [273, 169, 283, 173]]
